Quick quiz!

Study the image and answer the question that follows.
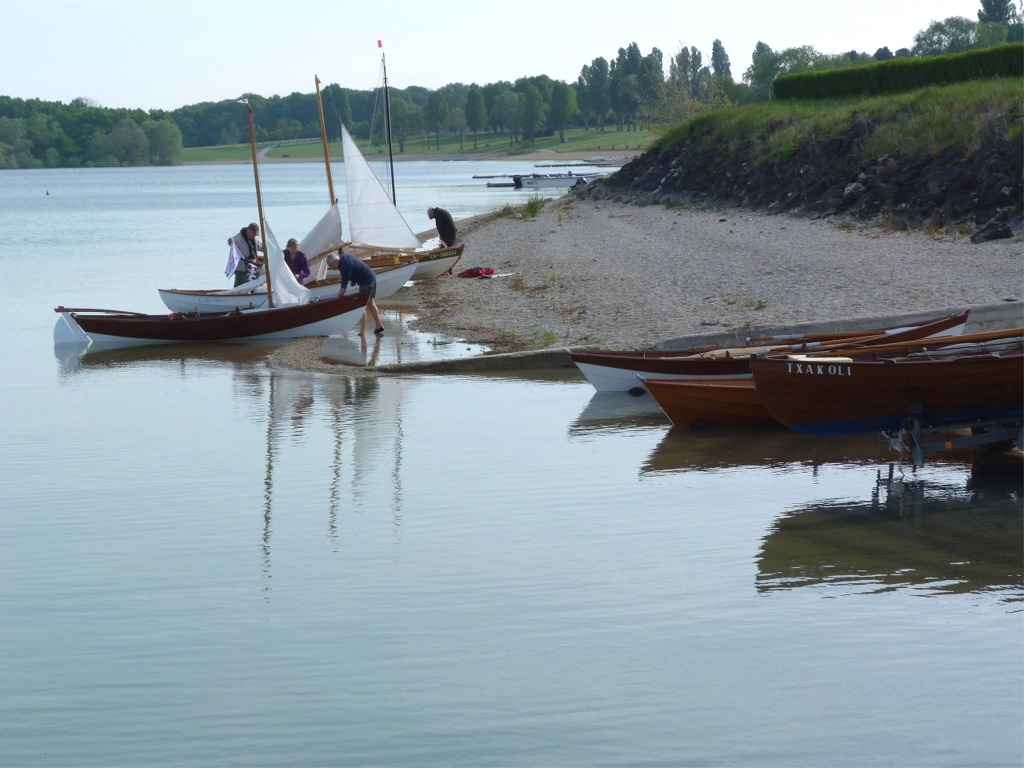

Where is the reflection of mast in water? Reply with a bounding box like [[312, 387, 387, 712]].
[[349, 375, 404, 525], [262, 370, 275, 599]]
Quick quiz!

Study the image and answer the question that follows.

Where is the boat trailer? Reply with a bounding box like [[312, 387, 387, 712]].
[[883, 406, 1023, 468]]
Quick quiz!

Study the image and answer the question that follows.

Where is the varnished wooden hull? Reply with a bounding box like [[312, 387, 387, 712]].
[[570, 311, 970, 392], [643, 377, 777, 428], [58, 293, 369, 345], [750, 339, 1024, 436]]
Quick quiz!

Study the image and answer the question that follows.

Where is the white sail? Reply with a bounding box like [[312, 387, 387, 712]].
[[342, 124, 420, 249], [263, 222, 309, 307], [304, 203, 345, 281]]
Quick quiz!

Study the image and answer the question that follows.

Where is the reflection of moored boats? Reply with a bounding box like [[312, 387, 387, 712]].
[[641, 429, 892, 475], [568, 391, 667, 435], [756, 462, 1024, 598]]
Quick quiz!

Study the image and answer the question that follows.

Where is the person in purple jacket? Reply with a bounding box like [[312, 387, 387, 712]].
[[283, 238, 311, 284], [330, 250, 383, 335]]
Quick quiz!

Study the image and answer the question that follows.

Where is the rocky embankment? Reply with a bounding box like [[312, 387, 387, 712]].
[[594, 120, 1023, 243]]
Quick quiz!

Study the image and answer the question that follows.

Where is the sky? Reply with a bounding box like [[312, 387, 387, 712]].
[[1, 0, 985, 111]]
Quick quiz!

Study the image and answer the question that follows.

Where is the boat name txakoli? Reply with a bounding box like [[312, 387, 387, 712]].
[[784, 360, 854, 376]]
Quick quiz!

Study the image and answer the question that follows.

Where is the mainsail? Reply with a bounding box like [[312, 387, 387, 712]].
[[342, 124, 420, 249]]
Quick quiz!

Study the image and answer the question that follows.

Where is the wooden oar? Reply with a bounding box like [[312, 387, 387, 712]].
[[54, 306, 149, 317]]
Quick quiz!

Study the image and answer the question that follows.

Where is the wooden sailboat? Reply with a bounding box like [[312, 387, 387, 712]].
[[55, 103, 370, 346], [331, 50, 464, 280]]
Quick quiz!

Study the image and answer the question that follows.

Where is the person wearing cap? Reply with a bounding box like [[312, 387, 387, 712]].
[[227, 222, 262, 286], [329, 249, 384, 336], [283, 237, 310, 284], [427, 206, 457, 247]]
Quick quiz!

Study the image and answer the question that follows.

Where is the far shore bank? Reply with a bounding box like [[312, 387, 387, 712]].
[[179, 147, 643, 167]]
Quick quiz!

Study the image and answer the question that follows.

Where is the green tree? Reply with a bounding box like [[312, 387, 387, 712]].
[[711, 39, 732, 79], [144, 118, 183, 165], [389, 97, 420, 153], [743, 41, 780, 100], [93, 118, 148, 166], [464, 87, 487, 148], [913, 17, 978, 54], [521, 85, 546, 144], [578, 58, 610, 130], [0, 116, 37, 169], [978, 0, 1019, 23], [548, 81, 576, 143], [494, 90, 521, 144], [423, 91, 450, 149]]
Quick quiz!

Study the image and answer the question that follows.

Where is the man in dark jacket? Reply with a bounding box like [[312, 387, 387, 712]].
[[330, 250, 384, 335], [427, 206, 457, 247]]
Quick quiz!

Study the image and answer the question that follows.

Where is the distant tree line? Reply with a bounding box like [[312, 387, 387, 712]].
[[0, 1, 1019, 169]]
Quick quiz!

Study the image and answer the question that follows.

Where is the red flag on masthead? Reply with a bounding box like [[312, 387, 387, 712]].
[[377, 40, 383, 48]]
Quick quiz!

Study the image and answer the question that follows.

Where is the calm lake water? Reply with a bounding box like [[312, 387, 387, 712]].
[[1, 164, 1022, 767]]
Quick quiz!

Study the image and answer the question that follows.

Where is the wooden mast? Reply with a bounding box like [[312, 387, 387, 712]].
[[382, 49, 397, 205], [315, 75, 337, 205], [245, 101, 273, 308]]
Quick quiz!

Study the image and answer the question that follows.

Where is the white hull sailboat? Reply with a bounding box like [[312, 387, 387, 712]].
[[336, 123, 463, 281]]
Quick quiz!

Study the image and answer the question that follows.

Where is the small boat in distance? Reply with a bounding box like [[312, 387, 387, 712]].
[[512, 172, 605, 190]]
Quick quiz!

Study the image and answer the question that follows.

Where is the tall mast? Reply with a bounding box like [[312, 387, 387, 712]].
[[382, 49, 397, 205], [314, 75, 337, 206], [245, 101, 273, 308]]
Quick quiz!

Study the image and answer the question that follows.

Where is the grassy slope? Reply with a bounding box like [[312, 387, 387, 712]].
[[653, 78, 1022, 168]]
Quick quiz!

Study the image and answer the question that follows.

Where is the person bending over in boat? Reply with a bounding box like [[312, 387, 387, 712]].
[[283, 238, 311, 284], [329, 250, 384, 336], [427, 206, 457, 247], [227, 222, 262, 286]]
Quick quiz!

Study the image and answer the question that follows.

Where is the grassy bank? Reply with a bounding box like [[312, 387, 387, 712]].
[[653, 78, 1023, 166]]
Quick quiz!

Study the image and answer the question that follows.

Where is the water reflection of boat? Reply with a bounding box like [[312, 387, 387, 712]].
[[641, 429, 893, 474], [55, 339, 289, 374], [568, 391, 667, 435], [756, 457, 1024, 598]]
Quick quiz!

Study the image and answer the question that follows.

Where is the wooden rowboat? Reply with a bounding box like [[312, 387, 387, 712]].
[[571, 310, 970, 393], [748, 328, 1024, 436], [641, 377, 776, 429]]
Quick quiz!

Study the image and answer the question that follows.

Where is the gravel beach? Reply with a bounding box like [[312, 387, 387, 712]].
[[403, 196, 1023, 350], [273, 195, 1023, 372]]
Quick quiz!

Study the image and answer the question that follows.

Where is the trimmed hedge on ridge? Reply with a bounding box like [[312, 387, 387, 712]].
[[773, 43, 1024, 100]]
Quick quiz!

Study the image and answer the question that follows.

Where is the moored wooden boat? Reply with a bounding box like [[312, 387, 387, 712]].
[[55, 292, 370, 345], [158, 259, 416, 314], [642, 377, 777, 429], [749, 328, 1024, 436], [570, 310, 971, 393]]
